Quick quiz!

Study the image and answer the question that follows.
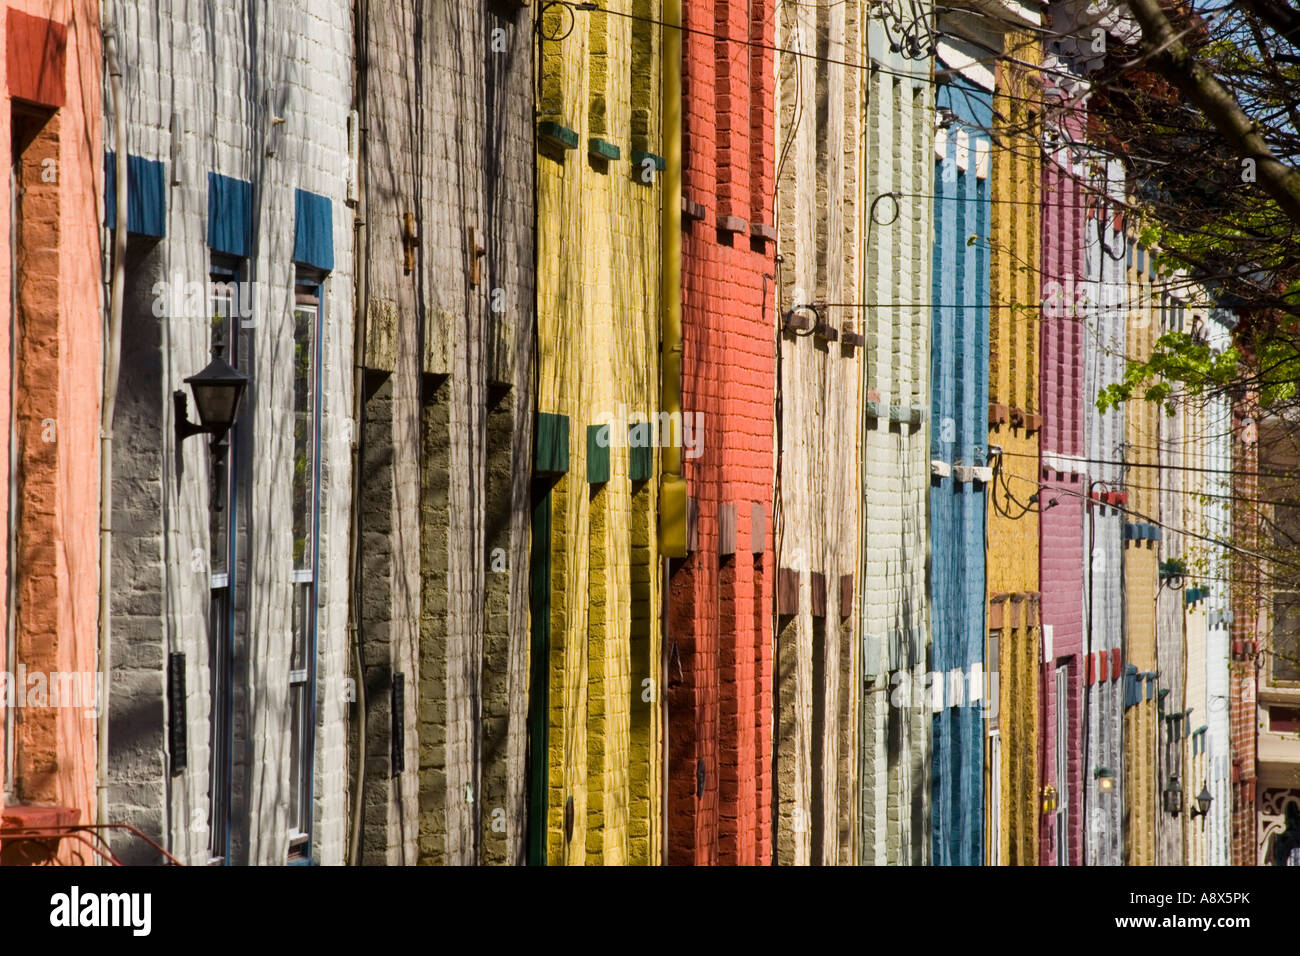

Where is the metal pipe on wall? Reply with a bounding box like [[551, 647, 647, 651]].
[[98, 17, 129, 844]]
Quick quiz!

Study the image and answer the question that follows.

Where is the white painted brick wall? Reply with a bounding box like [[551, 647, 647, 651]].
[[107, 0, 353, 866]]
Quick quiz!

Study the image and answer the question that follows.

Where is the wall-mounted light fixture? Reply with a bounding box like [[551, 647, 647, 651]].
[[1190, 784, 1213, 826], [1094, 766, 1115, 794], [1042, 784, 1058, 815], [1164, 773, 1184, 816], [174, 345, 250, 502]]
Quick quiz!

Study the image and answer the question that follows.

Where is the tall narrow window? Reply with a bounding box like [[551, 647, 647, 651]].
[[810, 615, 827, 863], [987, 630, 1001, 865], [288, 278, 322, 859], [988, 729, 1001, 865], [1055, 663, 1069, 865], [206, 262, 244, 863]]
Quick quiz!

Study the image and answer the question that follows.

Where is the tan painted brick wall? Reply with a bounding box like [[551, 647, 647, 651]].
[[986, 37, 1041, 866]]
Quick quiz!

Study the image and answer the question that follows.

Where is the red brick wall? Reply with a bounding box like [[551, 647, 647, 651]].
[[1230, 397, 1260, 865], [667, 0, 774, 866]]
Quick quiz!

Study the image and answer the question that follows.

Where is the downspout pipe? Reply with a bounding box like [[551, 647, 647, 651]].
[[658, 0, 684, 864], [658, 0, 683, 549], [98, 24, 128, 838]]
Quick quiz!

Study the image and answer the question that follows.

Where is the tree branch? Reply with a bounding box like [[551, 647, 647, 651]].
[[1124, 0, 1300, 225], [1236, 0, 1300, 50]]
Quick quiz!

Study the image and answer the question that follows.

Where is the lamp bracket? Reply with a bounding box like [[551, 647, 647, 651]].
[[173, 390, 207, 443]]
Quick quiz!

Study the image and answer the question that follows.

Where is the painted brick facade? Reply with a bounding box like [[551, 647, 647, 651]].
[[1122, 242, 1159, 867], [533, 0, 665, 865], [0, 3, 101, 848], [929, 56, 990, 867], [354, 0, 535, 867], [105, 0, 354, 865], [1037, 59, 1087, 865], [986, 31, 1042, 867], [1230, 391, 1260, 865], [1186, 306, 1233, 864], [667, 0, 774, 866], [1082, 165, 1126, 867], [0, 0, 1279, 871], [773, 0, 883, 866], [856, 13, 934, 867]]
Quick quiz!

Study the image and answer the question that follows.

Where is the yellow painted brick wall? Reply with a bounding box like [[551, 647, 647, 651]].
[[536, 0, 664, 865], [1124, 248, 1160, 865], [986, 36, 1041, 866]]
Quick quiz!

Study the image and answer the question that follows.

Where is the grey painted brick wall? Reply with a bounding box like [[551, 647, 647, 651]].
[[356, 0, 534, 865]]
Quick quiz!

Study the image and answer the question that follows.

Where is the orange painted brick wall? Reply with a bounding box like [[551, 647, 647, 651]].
[[0, 1, 102, 829], [667, 0, 774, 866]]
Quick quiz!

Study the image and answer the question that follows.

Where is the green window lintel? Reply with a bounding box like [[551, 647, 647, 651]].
[[588, 137, 621, 161], [587, 424, 611, 484], [535, 412, 570, 475], [539, 121, 579, 151]]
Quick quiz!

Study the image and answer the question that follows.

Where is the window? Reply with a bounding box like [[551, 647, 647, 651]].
[[206, 262, 244, 863], [988, 729, 1001, 866], [1271, 592, 1300, 684], [1271, 501, 1300, 685], [987, 630, 1000, 865], [288, 278, 322, 858], [1055, 664, 1069, 865]]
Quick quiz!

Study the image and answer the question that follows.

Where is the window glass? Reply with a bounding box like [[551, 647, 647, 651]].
[[288, 282, 321, 857], [1273, 592, 1300, 683], [292, 299, 317, 572], [206, 264, 242, 862]]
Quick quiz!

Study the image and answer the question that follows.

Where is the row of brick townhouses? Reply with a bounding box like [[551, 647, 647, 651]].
[[2, 0, 1297, 866]]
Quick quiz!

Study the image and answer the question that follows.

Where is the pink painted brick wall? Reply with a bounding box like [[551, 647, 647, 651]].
[[1038, 140, 1087, 866]]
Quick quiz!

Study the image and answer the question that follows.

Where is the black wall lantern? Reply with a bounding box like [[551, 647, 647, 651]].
[[1190, 784, 1213, 826], [175, 344, 249, 514], [1163, 773, 1184, 816], [175, 348, 248, 454], [175, 354, 248, 445]]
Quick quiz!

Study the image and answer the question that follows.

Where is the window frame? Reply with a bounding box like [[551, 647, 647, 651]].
[[205, 258, 245, 865], [286, 275, 324, 861], [1055, 663, 1069, 866]]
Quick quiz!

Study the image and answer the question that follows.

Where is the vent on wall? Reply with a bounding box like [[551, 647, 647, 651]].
[[777, 568, 799, 616], [168, 653, 187, 776], [750, 502, 765, 554], [391, 673, 405, 776], [719, 503, 737, 557], [809, 572, 826, 618]]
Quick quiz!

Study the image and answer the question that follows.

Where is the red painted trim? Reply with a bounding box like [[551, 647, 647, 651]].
[[6, 9, 67, 107]]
